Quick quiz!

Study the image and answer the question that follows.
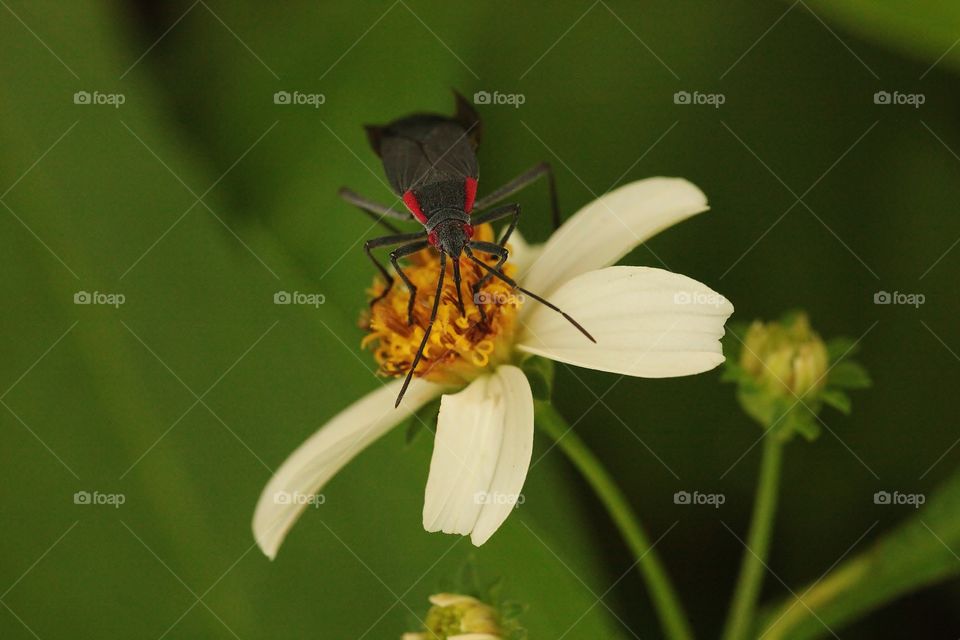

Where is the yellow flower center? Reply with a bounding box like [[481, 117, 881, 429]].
[[360, 224, 521, 386]]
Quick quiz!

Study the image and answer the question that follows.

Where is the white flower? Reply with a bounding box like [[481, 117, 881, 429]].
[[253, 177, 734, 558]]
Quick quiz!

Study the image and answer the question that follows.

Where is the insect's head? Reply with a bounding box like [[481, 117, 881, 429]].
[[428, 218, 475, 257]]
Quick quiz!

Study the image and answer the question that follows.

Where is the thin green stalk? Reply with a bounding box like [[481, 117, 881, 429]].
[[534, 400, 694, 640], [721, 433, 785, 640]]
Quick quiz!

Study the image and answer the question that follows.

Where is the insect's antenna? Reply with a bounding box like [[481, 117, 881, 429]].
[[451, 256, 466, 316], [464, 248, 596, 343], [396, 252, 447, 408]]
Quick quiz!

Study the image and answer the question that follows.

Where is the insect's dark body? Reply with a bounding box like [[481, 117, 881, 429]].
[[338, 92, 593, 406], [369, 103, 481, 258]]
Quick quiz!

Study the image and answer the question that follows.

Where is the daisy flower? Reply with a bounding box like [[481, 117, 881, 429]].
[[253, 177, 733, 558]]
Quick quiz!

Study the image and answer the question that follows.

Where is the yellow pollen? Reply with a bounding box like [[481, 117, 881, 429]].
[[360, 224, 521, 386]]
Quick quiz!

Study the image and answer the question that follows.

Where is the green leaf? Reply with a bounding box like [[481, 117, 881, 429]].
[[757, 468, 960, 639], [820, 389, 852, 415], [828, 361, 873, 389], [805, 1, 960, 75], [826, 337, 861, 362]]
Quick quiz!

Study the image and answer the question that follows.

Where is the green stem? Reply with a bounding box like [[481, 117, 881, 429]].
[[534, 400, 694, 640], [721, 432, 785, 640]]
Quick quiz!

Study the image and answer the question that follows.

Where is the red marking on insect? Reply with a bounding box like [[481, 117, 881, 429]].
[[464, 177, 478, 213], [427, 230, 439, 246], [463, 223, 474, 238], [403, 190, 428, 223]]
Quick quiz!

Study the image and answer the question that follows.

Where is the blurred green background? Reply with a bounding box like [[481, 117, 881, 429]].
[[2, 1, 959, 638]]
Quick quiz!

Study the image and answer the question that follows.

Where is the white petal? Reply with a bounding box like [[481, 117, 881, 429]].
[[253, 378, 443, 559], [422, 366, 534, 546], [429, 594, 480, 607], [519, 178, 708, 299], [517, 266, 733, 377]]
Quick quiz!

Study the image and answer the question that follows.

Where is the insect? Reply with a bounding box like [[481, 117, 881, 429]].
[[339, 91, 595, 407]]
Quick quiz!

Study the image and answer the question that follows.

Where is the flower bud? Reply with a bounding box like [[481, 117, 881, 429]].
[[741, 313, 828, 399], [404, 593, 502, 640], [725, 311, 869, 439]]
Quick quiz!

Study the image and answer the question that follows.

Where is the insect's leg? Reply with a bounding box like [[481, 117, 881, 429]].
[[451, 257, 466, 317], [465, 244, 595, 343], [468, 239, 510, 280], [389, 240, 432, 325], [466, 240, 509, 325], [471, 202, 521, 247], [396, 252, 447, 408], [339, 187, 410, 233], [472, 162, 560, 230], [468, 205, 521, 322], [364, 231, 427, 308]]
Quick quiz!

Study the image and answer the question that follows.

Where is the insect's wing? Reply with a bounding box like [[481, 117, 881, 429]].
[[380, 135, 428, 195], [453, 90, 482, 149], [380, 120, 478, 194], [364, 125, 385, 157], [422, 121, 479, 182]]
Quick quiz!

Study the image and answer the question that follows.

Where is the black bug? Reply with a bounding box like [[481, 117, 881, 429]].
[[339, 91, 595, 407]]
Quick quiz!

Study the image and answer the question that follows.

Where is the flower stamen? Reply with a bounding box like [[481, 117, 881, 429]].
[[361, 224, 522, 386]]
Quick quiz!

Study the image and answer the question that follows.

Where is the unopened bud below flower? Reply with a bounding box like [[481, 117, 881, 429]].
[[403, 593, 502, 640], [725, 311, 869, 438], [741, 313, 828, 399]]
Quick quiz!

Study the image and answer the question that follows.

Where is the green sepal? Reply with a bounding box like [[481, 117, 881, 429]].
[[788, 411, 822, 442]]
